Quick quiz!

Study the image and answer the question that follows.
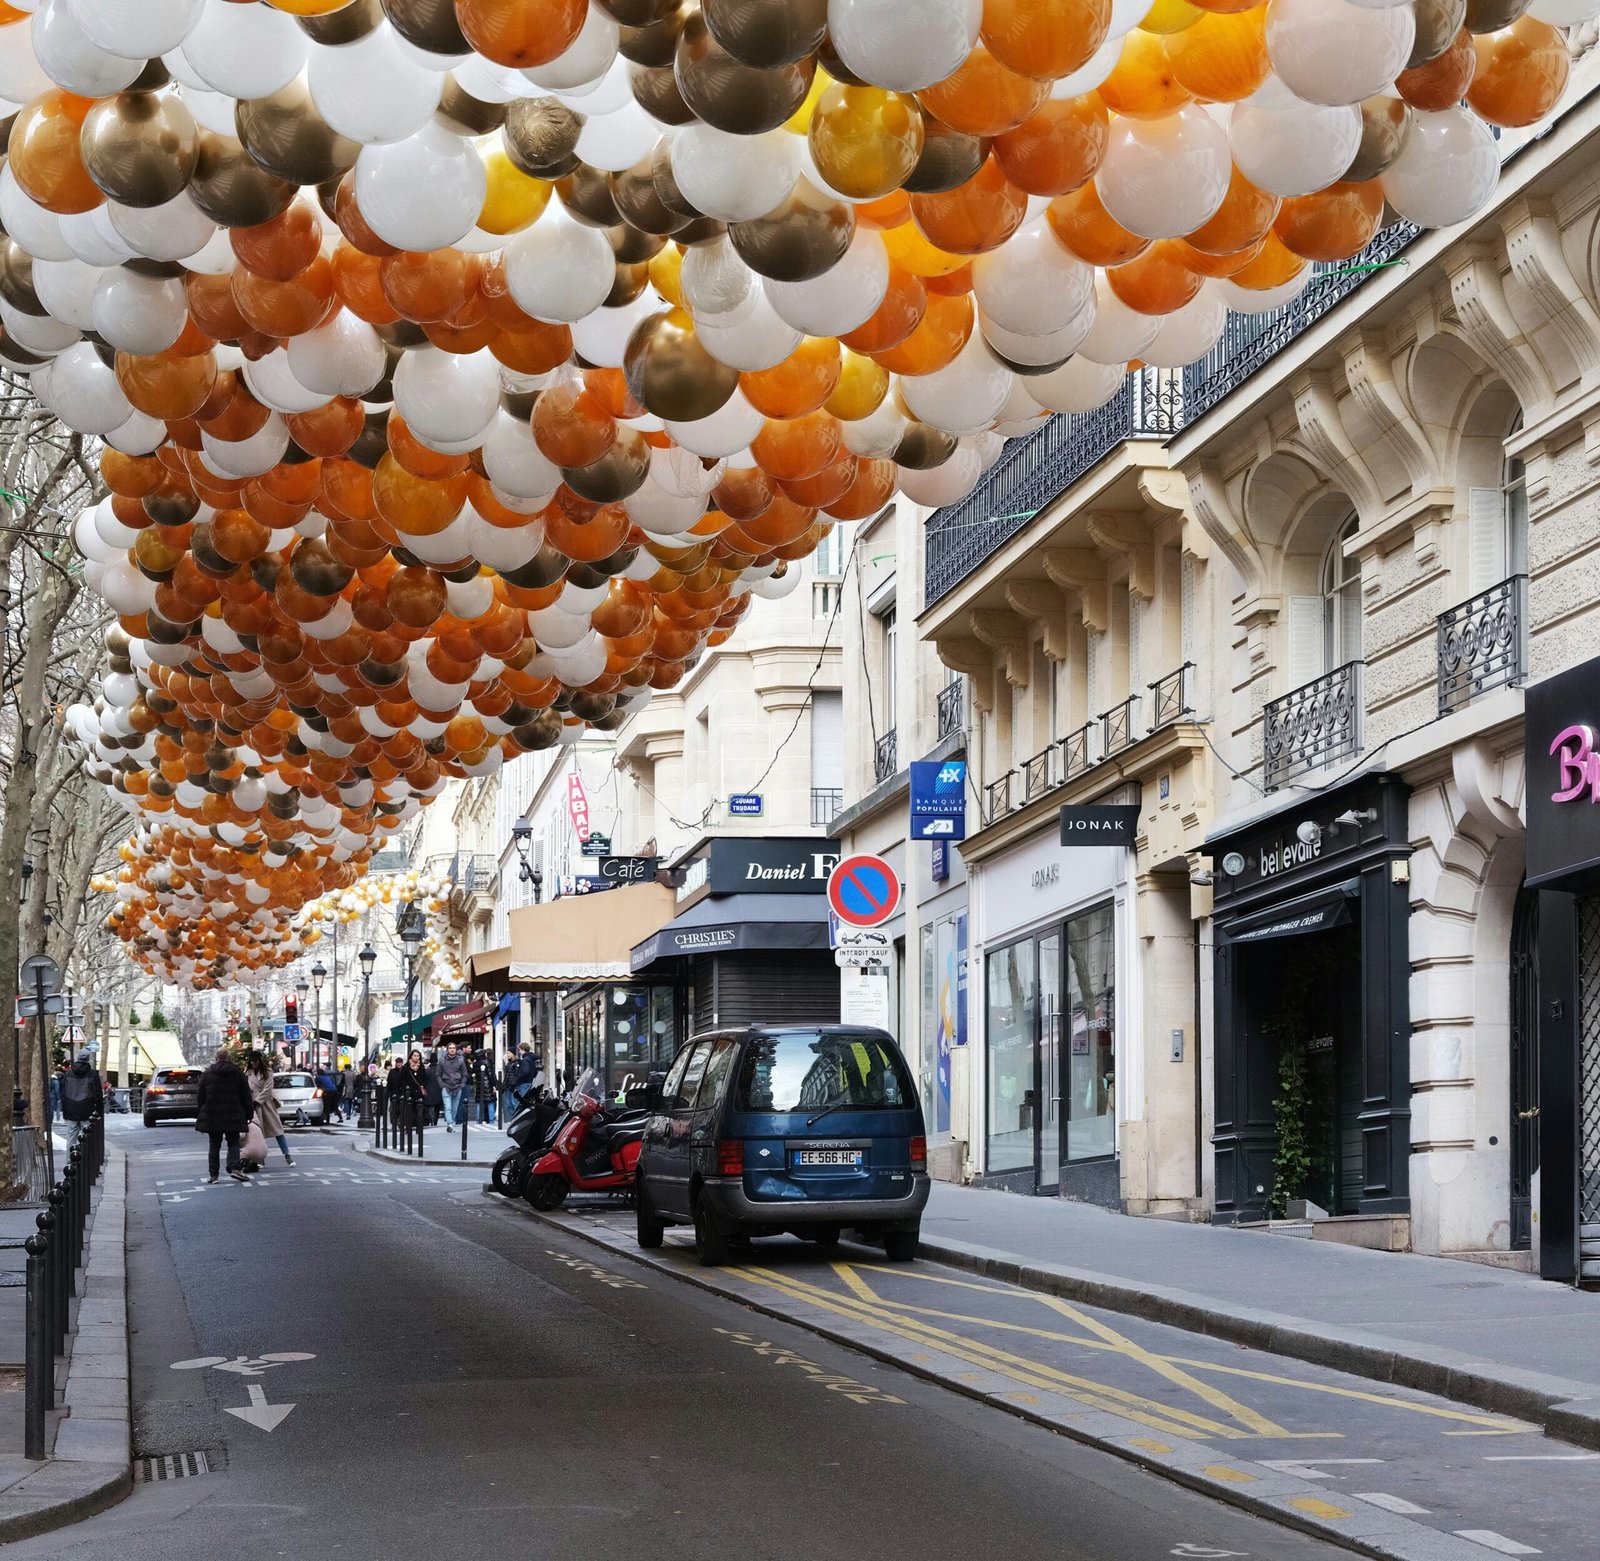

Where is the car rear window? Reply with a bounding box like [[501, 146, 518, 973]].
[[156, 1071, 193, 1085], [735, 1032, 914, 1115], [275, 1073, 312, 1088]]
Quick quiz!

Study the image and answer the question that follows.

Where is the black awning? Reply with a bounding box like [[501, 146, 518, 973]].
[[631, 893, 830, 970], [1219, 879, 1360, 946]]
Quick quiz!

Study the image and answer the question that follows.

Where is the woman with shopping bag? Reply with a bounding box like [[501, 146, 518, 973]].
[[245, 1050, 294, 1170]]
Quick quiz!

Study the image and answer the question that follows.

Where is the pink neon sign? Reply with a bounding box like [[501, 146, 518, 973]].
[[1550, 724, 1600, 803]]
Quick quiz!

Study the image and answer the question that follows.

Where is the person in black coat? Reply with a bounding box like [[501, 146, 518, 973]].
[[195, 1047, 255, 1184], [391, 1048, 429, 1130], [423, 1050, 444, 1125]]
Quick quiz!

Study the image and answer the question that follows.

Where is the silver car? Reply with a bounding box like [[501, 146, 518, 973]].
[[273, 1071, 327, 1126]]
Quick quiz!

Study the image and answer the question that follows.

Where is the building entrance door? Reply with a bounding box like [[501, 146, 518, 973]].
[[1510, 887, 1540, 1252]]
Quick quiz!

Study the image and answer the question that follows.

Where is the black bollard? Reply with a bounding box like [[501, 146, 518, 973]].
[[24, 1233, 48, 1459], [33, 1210, 56, 1385], [45, 1190, 66, 1350]]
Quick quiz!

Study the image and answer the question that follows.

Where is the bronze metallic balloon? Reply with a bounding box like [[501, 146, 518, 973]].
[[597, 0, 683, 24], [1345, 96, 1410, 182], [893, 423, 958, 470], [0, 240, 44, 317], [562, 428, 652, 502], [346, 411, 392, 469], [567, 690, 618, 722], [289, 538, 355, 597], [607, 260, 652, 307], [557, 162, 623, 226], [624, 308, 740, 421], [502, 387, 539, 420], [611, 156, 688, 233], [608, 222, 665, 265], [817, 37, 868, 87], [904, 117, 990, 194], [501, 546, 571, 590], [504, 98, 584, 181], [379, 0, 470, 54], [436, 74, 508, 136], [81, 92, 201, 209], [1409, 0, 1468, 65], [650, 136, 701, 219], [702, 0, 827, 68], [1464, 0, 1532, 28], [299, 0, 384, 45], [619, 2, 695, 67], [729, 179, 855, 282], [630, 61, 696, 124], [675, 214, 729, 247], [675, 12, 816, 135], [131, 59, 173, 92], [188, 132, 297, 227], [511, 709, 564, 749], [236, 78, 361, 186]]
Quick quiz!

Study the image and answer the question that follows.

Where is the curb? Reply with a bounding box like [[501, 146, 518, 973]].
[[913, 1235, 1600, 1451], [483, 1193, 1512, 1561], [0, 1147, 132, 1542], [350, 1140, 499, 1170]]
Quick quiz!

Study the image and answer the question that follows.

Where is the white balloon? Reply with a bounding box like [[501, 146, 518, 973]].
[[505, 209, 616, 324], [30, 0, 143, 98], [1076, 277, 1162, 365], [1381, 107, 1499, 229], [696, 287, 804, 373], [681, 237, 757, 320], [0, 19, 56, 106], [1265, 0, 1414, 108], [973, 220, 1093, 335], [287, 311, 387, 398], [1095, 106, 1231, 240], [672, 123, 802, 224], [201, 413, 289, 479], [31, 258, 105, 332], [572, 100, 658, 173], [1212, 272, 1308, 313], [1530, 0, 1600, 19], [1023, 355, 1124, 415], [623, 477, 707, 535], [464, 504, 544, 571], [981, 313, 1093, 369], [1229, 88, 1362, 198], [1141, 289, 1227, 368], [569, 289, 659, 368], [0, 166, 71, 262], [308, 26, 442, 146], [841, 396, 907, 458], [392, 347, 500, 445], [665, 389, 764, 459], [827, 0, 980, 92], [59, 206, 135, 268], [91, 270, 188, 355], [480, 411, 561, 502], [243, 350, 335, 415], [38, 342, 133, 435], [63, 0, 203, 60], [181, 0, 307, 100], [355, 123, 486, 252], [898, 445, 985, 508], [521, 3, 617, 90], [898, 332, 1015, 437], [765, 228, 889, 336], [108, 192, 216, 262], [179, 83, 249, 138]]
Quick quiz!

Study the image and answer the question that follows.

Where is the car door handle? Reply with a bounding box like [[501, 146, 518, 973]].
[[1518, 1107, 1540, 1119]]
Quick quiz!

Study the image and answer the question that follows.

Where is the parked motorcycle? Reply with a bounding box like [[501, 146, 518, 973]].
[[523, 1069, 651, 1211], [490, 1082, 565, 1200]]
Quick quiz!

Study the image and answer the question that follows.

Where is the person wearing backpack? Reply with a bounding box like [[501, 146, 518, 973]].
[[59, 1052, 104, 1137]]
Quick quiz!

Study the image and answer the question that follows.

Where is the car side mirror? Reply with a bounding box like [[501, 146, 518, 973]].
[[624, 1085, 657, 1110]]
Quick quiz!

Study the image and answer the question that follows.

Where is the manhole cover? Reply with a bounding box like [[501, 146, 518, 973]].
[[139, 1449, 223, 1481]]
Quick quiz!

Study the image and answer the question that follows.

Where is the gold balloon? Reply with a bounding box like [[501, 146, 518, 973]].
[[894, 422, 958, 470], [701, 0, 827, 68], [236, 78, 361, 186], [562, 429, 652, 502], [674, 12, 816, 135], [504, 98, 584, 181], [1409, 0, 1468, 65], [624, 307, 740, 421], [597, 0, 682, 23], [81, 92, 201, 209], [188, 132, 297, 227], [298, 0, 384, 44], [808, 84, 924, 201], [619, 4, 696, 67], [1345, 96, 1409, 183], [436, 74, 509, 135], [903, 117, 990, 194], [378, 0, 469, 54], [729, 179, 855, 282], [1464, 0, 1532, 28], [630, 61, 695, 124]]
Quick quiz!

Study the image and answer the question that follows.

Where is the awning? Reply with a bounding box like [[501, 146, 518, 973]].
[[493, 993, 520, 1021], [631, 892, 831, 971], [1219, 879, 1360, 946], [467, 882, 677, 991], [429, 1000, 489, 1042], [387, 1005, 447, 1046]]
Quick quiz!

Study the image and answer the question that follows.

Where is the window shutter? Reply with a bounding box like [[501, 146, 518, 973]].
[[1087, 630, 1102, 712], [1127, 594, 1141, 692], [1468, 486, 1507, 593], [1180, 555, 1197, 662], [1287, 596, 1323, 688], [810, 690, 843, 790]]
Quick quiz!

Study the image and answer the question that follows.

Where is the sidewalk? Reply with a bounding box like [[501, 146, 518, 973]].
[[917, 1183, 1600, 1446], [352, 1128, 503, 1169]]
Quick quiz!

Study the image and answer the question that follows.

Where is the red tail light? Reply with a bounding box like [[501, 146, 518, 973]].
[[717, 1139, 743, 1176], [910, 1135, 927, 1168], [311, 1088, 322, 1098], [146, 1086, 167, 1096]]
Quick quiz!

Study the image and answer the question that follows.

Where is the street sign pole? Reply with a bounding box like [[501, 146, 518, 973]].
[[20, 954, 61, 1180]]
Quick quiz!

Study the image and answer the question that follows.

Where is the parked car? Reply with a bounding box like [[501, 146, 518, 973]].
[[142, 1068, 200, 1127], [273, 1071, 327, 1126], [635, 1026, 929, 1266]]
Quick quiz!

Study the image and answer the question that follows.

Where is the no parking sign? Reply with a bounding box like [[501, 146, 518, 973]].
[[826, 854, 902, 929]]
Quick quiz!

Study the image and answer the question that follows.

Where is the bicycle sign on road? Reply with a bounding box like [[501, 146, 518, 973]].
[[826, 854, 901, 929]]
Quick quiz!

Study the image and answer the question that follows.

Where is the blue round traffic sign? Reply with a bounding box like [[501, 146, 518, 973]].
[[827, 854, 901, 928]]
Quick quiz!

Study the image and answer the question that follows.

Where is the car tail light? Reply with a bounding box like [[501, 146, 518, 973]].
[[910, 1135, 927, 1168], [147, 1086, 167, 1096], [717, 1140, 743, 1176], [311, 1088, 322, 1098]]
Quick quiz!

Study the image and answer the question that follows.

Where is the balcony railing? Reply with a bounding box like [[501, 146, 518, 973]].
[[1263, 663, 1362, 792], [1148, 663, 1193, 732], [874, 730, 899, 784], [1060, 721, 1096, 782], [1101, 696, 1139, 759], [1437, 575, 1526, 716], [448, 854, 499, 896], [810, 787, 843, 826], [936, 680, 965, 741], [1022, 744, 1056, 802], [985, 770, 1014, 824], [923, 222, 1422, 610]]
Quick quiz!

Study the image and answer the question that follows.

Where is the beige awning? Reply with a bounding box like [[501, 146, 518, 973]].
[[467, 883, 678, 992]]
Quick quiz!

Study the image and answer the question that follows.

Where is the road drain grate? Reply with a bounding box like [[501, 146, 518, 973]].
[[139, 1450, 218, 1481]]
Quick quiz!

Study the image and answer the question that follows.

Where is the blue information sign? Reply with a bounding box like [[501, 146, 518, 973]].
[[909, 761, 967, 841], [729, 794, 764, 817]]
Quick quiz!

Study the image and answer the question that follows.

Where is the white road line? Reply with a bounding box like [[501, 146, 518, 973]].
[[1353, 1493, 1430, 1516], [1258, 1458, 1383, 1480], [1483, 1454, 1600, 1462], [1455, 1532, 1542, 1555]]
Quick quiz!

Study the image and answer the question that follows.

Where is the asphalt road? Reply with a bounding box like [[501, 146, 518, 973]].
[[16, 1119, 1363, 1561]]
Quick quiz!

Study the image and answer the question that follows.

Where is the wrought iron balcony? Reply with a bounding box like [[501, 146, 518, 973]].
[[1022, 744, 1057, 802], [874, 729, 899, 784], [984, 770, 1014, 824], [1263, 663, 1362, 792], [1101, 695, 1139, 759], [1148, 663, 1193, 732], [936, 680, 965, 741], [810, 787, 843, 827], [923, 222, 1422, 611], [1437, 575, 1526, 716], [1060, 722, 1096, 782]]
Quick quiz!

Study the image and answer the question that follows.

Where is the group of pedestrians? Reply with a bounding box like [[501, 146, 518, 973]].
[[384, 1039, 517, 1130]]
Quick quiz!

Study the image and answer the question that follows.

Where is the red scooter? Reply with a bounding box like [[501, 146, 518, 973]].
[[524, 1070, 650, 1211]]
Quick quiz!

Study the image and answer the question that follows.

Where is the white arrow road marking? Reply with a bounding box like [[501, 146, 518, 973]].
[[1257, 1459, 1383, 1481], [1170, 1547, 1250, 1557], [224, 1385, 295, 1433], [1454, 1532, 1541, 1556]]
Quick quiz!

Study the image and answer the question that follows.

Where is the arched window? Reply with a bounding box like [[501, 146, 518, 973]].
[[1469, 414, 1527, 591], [1322, 515, 1362, 670]]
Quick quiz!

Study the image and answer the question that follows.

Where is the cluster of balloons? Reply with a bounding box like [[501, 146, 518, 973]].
[[24, 0, 1583, 982]]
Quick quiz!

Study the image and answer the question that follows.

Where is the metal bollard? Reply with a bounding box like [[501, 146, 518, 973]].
[[416, 1097, 425, 1159], [24, 1233, 49, 1460], [45, 1190, 66, 1351], [33, 1210, 56, 1383]]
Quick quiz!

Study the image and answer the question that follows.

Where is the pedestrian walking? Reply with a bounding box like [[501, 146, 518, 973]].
[[510, 1041, 538, 1111], [316, 1064, 342, 1123], [59, 1051, 105, 1139], [196, 1046, 254, 1184], [47, 1064, 62, 1125], [392, 1047, 428, 1137], [436, 1040, 467, 1131], [244, 1051, 294, 1168], [475, 1050, 496, 1125], [423, 1050, 444, 1126]]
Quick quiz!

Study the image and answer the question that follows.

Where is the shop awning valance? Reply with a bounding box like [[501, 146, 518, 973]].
[[1218, 879, 1360, 946], [631, 893, 831, 972], [428, 1000, 489, 1042], [386, 1005, 447, 1047], [468, 883, 678, 991]]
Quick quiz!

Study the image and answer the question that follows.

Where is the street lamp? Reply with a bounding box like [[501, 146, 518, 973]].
[[295, 977, 309, 1067], [400, 904, 425, 1062], [512, 815, 543, 901], [311, 961, 325, 1075], [357, 941, 377, 1128]]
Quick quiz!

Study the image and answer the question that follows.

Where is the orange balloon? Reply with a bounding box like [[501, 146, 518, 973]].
[[232, 203, 322, 282], [1273, 181, 1384, 264], [1183, 164, 1278, 255], [543, 502, 630, 562], [373, 456, 469, 537], [9, 91, 101, 214], [980, 0, 1112, 79], [385, 566, 448, 629], [1467, 16, 1569, 130], [1395, 27, 1475, 111], [332, 244, 400, 325], [840, 265, 927, 354], [232, 256, 338, 338], [919, 46, 1048, 137], [752, 412, 844, 483], [824, 457, 898, 521], [871, 291, 975, 376], [533, 379, 616, 468], [1105, 242, 1205, 315], [1228, 231, 1307, 290], [1096, 28, 1193, 119], [286, 398, 364, 458], [1163, 5, 1269, 101], [910, 157, 1028, 255], [456, 0, 586, 68], [1047, 182, 1150, 267], [740, 338, 842, 419], [388, 415, 470, 480], [116, 351, 219, 421], [381, 248, 480, 324], [992, 95, 1109, 197]]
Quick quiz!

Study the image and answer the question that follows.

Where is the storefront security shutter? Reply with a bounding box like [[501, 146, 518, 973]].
[[705, 952, 840, 1031], [692, 956, 716, 1033]]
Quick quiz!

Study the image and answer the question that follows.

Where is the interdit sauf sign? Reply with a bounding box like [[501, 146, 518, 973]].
[[1526, 661, 1600, 889]]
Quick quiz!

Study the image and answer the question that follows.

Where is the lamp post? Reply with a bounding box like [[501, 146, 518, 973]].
[[513, 816, 543, 903], [295, 978, 309, 1067], [357, 942, 377, 1129], [400, 904, 424, 1055], [311, 961, 325, 1074], [330, 913, 340, 1077]]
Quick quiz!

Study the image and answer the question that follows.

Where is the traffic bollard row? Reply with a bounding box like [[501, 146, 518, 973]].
[[24, 1113, 108, 1462]]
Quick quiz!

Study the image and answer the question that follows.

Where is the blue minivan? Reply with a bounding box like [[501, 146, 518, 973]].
[[634, 1026, 930, 1266]]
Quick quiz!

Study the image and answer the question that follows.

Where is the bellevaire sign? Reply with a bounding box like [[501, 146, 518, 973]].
[[1527, 657, 1600, 890]]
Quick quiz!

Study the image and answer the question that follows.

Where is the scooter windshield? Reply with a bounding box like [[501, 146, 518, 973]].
[[572, 1068, 605, 1105]]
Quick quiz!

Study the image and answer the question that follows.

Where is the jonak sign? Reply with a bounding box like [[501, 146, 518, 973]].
[[1058, 805, 1140, 847], [1527, 659, 1600, 888]]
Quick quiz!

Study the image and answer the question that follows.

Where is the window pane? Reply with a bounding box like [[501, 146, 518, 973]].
[[735, 1031, 914, 1113], [674, 1043, 711, 1112], [986, 940, 1036, 1173], [694, 1038, 737, 1110], [1065, 904, 1116, 1162]]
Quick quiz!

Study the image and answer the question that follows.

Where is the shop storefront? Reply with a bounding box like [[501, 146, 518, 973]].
[[1208, 776, 1412, 1225], [561, 983, 685, 1093], [1524, 657, 1600, 1283], [974, 813, 1132, 1203]]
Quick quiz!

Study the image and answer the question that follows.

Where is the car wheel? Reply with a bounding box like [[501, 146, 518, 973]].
[[804, 1225, 841, 1248], [526, 1173, 569, 1212], [635, 1185, 666, 1250], [883, 1227, 919, 1263], [692, 1195, 732, 1267], [142, 1114, 155, 1129]]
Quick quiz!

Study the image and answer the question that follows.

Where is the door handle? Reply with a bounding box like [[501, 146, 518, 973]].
[[1517, 1107, 1540, 1119]]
